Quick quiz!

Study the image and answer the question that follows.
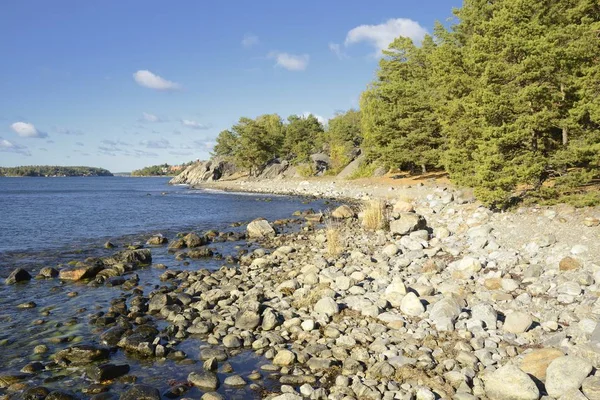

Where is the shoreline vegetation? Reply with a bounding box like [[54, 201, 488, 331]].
[[202, 0, 599, 209], [0, 165, 113, 177], [131, 163, 193, 177]]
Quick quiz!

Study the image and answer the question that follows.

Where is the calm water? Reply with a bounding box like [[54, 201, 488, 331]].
[[0, 176, 325, 254], [0, 177, 331, 398]]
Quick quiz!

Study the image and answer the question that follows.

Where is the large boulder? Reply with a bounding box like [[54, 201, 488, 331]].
[[332, 205, 355, 219], [310, 153, 331, 174], [247, 219, 275, 238], [5, 268, 31, 284], [484, 364, 539, 400], [389, 213, 426, 235], [545, 356, 593, 398]]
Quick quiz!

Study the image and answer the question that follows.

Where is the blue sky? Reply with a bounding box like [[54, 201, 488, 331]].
[[0, 0, 460, 171]]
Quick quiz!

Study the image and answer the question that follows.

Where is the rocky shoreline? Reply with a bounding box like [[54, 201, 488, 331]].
[[2, 178, 600, 399]]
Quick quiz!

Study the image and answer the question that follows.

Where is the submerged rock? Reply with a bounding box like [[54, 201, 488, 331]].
[[87, 363, 130, 382], [119, 384, 161, 400], [59, 264, 103, 281], [54, 345, 110, 366]]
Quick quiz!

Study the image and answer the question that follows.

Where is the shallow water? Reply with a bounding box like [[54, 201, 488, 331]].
[[0, 177, 333, 398]]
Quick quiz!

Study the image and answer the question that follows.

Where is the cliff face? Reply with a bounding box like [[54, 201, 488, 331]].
[[168, 158, 237, 185]]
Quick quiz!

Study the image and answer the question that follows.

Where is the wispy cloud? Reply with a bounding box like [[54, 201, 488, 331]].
[[344, 18, 427, 54], [0, 137, 31, 156], [55, 127, 84, 136], [182, 119, 211, 130], [141, 112, 162, 123], [10, 122, 48, 138], [169, 150, 194, 156], [133, 70, 181, 90], [140, 138, 171, 149], [328, 43, 347, 59], [268, 52, 309, 71], [75, 142, 85, 146], [242, 33, 259, 48]]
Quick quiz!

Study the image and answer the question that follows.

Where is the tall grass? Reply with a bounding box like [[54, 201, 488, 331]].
[[325, 221, 343, 256], [361, 199, 388, 231]]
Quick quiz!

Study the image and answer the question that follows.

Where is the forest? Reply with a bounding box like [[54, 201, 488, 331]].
[[0, 166, 113, 177], [213, 0, 599, 208]]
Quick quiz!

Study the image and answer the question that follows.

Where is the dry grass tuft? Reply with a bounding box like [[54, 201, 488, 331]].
[[325, 221, 344, 257], [292, 284, 331, 309], [361, 199, 388, 231]]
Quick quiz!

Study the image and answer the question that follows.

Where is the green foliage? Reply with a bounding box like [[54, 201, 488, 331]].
[[348, 161, 378, 180], [283, 114, 325, 163], [0, 166, 113, 177], [361, 36, 443, 173], [327, 109, 362, 148], [358, 0, 600, 208], [296, 163, 316, 177], [326, 142, 352, 175], [212, 129, 239, 158], [131, 163, 172, 176]]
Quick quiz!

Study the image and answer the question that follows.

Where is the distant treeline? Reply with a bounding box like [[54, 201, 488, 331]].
[[0, 166, 113, 177], [131, 162, 193, 176], [213, 0, 599, 208]]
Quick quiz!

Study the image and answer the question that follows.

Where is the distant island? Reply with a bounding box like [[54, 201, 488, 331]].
[[131, 162, 191, 177], [0, 166, 113, 177]]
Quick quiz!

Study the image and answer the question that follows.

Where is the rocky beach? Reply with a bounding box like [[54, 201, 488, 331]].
[[2, 176, 600, 400]]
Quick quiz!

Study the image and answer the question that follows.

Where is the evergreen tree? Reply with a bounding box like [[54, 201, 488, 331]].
[[283, 114, 324, 162]]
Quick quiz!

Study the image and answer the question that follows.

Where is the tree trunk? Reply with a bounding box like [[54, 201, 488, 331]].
[[562, 127, 568, 146], [421, 164, 427, 174]]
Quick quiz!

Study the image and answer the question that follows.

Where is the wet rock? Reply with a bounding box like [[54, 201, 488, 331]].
[[46, 391, 77, 400], [17, 301, 37, 309], [484, 364, 539, 400], [146, 236, 168, 245], [5, 268, 32, 284], [54, 345, 109, 366], [22, 386, 50, 400], [235, 309, 261, 330], [168, 238, 186, 251], [184, 232, 206, 248], [119, 384, 161, 400], [273, 349, 296, 366], [546, 356, 593, 398], [187, 248, 214, 258], [87, 363, 130, 382], [247, 218, 275, 238], [200, 348, 228, 361], [21, 361, 44, 373], [188, 371, 219, 390], [100, 326, 126, 346], [59, 265, 103, 281], [224, 375, 246, 387], [201, 393, 224, 400], [222, 334, 242, 348], [37, 267, 59, 279], [104, 241, 115, 249]]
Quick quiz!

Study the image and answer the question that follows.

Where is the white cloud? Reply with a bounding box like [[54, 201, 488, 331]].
[[142, 112, 161, 123], [344, 18, 428, 54], [0, 137, 31, 155], [242, 34, 259, 48], [268, 52, 309, 71], [328, 42, 347, 59], [133, 70, 181, 90], [10, 122, 48, 138], [182, 119, 210, 130], [302, 112, 327, 126]]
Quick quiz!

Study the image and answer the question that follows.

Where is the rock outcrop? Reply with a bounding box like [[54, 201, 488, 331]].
[[169, 157, 237, 185]]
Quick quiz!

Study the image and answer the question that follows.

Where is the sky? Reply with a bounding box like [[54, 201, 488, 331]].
[[0, 0, 461, 172]]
